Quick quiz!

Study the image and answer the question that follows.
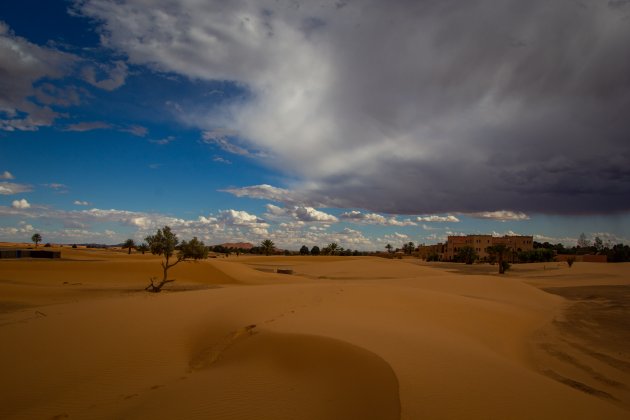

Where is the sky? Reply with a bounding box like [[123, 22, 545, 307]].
[[1, 0, 630, 250]]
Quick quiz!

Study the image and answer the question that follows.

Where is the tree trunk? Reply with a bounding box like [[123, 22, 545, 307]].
[[145, 277, 174, 293], [128, 247, 131, 254], [144, 255, 182, 292], [162, 254, 170, 282]]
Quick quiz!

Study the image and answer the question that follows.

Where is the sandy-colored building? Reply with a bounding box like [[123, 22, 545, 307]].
[[444, 235, 534, 261], [417, 243, 446, 260]]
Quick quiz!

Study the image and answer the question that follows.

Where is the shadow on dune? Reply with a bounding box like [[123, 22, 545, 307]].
[[176, 327, 402, 420], [533, 285, 630, 409]]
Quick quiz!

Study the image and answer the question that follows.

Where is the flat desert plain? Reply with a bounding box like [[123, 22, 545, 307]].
[[1, 246, 629, 419]]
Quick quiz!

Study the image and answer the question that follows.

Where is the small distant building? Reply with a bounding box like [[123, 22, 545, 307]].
[[0, 249, 61, 259], [444, 234, 533, 261]]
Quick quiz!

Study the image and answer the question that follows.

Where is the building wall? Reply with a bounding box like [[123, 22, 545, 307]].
[[555, 254, 608, 263], [444, 235, 534, 261], [417, 243, 446, 260]]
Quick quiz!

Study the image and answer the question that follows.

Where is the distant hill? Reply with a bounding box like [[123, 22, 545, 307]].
[[218, 242, 254, 250]]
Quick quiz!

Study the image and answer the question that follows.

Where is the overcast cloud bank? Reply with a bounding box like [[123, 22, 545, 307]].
[[71, 0, 630, 215]]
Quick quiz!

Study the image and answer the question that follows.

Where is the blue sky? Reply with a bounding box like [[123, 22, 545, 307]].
[[1, 0, 629, 249]]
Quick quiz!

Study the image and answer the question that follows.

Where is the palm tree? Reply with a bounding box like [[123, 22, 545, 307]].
[[31, 233, 42, 247], [385, 243, 393, 254], [260, 239, 275, 256], [402, 242, 415, 255], [486, 244, 510, 274], [122, 238, 136, 254]]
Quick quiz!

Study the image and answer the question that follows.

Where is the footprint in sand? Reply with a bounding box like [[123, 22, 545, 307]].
[[264, 307, 301, 324], [189, 324, 257, 371]]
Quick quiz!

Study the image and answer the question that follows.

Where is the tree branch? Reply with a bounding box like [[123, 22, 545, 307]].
[[145, 277, 175, 293], [166, 256, 185, 270]]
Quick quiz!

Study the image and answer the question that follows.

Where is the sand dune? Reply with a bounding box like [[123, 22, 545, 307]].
[[0, 249, 628, 419]]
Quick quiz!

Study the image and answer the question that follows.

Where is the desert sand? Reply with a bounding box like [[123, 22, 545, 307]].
[[1, 246, 629, 419]]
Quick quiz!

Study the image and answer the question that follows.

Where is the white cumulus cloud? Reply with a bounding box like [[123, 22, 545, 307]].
[[11, 198, 31, 209], [81, 60, 128, 91], [418, 215, 460, 223], [294, 207, 338, 223], [0, 171, 14, 180], [265, 204, 338, 223], [339, 211, 416, 226], [222, 184, 295, 203], [468, 211, 530, 221], [0, 182, 32, 195], [218, 209, 267, 227]]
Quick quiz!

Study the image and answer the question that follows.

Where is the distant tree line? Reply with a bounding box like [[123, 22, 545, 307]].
[[453, 245, 563, 266], [448, 234, 630, 267], [534, 234, 630, 262], [205, 240, 370, 257]]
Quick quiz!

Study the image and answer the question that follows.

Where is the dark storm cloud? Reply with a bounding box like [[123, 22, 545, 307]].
[[77, 0, 630, 214]]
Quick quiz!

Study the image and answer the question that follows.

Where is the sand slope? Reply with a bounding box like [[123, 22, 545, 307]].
[[1, 251, 628, 419]]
